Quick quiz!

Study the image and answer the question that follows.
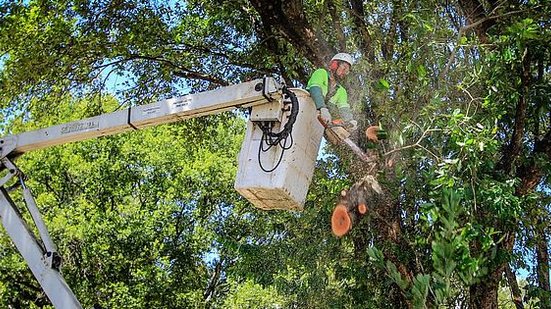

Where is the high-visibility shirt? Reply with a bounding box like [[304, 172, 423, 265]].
[[306, 68, 349, 109]]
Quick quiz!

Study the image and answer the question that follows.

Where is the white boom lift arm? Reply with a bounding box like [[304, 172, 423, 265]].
[[0, 77, 323, 308], [0, 77, 283, 158]]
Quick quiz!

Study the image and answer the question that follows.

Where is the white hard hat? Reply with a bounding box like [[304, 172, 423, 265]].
[[331, 53, 354, 66]]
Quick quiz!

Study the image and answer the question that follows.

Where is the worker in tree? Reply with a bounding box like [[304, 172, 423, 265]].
[[307, 52, 357, 131]]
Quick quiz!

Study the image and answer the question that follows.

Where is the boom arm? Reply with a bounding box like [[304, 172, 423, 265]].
[[0, 167, 82, 309], [1, 77, 282, 158]]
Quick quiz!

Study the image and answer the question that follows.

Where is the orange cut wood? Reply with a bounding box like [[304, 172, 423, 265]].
[[358, 203, 367, 214], [331, 204, 352, 237], [365, 126, 380, 142]]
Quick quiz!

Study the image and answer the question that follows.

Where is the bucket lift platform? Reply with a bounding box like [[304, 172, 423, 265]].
[[235, 89, 324, 211]]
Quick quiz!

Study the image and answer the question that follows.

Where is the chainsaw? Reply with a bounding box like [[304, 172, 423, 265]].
[[318, 118, 371, 162]]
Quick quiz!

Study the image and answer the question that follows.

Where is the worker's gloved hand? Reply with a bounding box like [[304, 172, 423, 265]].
[[318, 108, 332, 125], [347, 120, 358, 132]]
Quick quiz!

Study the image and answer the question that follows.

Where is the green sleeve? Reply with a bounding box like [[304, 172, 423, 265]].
[[308, 86, 326, 109], [334, 87, 353, 121], [306, 68, 329, 96]]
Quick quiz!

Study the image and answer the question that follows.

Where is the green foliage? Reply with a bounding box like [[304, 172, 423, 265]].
[[221, 279, 286, 309], [411, 274, 430, 309], [369, 190, 490, 307], [524, 283, 551, 308], [429, 190, 488, 304]]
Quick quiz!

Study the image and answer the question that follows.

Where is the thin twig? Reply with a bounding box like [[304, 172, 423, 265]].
[[383, 128, 442, 161], [440, 7, 537, 80]]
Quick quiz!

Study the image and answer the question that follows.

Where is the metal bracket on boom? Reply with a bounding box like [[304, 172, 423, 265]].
[[0, 136, 17, 161], [0, 158, 82, 308], [260, 76, 276, 102], [0, 158, 18, 187]]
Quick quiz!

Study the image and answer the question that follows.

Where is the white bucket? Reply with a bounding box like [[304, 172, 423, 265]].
[[234, 89, 324, 211]]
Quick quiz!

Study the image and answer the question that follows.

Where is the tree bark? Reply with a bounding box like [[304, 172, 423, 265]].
[[456, 0, 496, 43], [469, 230, 516, 308], [327, 0, 346, 51], [347, 0, 374, 62], [505, 264, 524, 309], [382, 0, 401, 61], [498, 52, 531, 174], [469, 284, 498, 309], [517, 129, 551, 195], [344, 175, 413, 308], [536, 224, 550, 308], [203, 260, 223, 306], [249, 0, 335, 67]]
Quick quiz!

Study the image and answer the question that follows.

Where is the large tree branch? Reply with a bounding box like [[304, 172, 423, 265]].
[[249, 0, 334, 67], [203, 259, 223, 303], [505, 264, 525, 309], [516, 129, 551, 195], [347, 176, 414, 306], [327, 0, 346, 51], [347, 0, 373, 61], [485, 125, 551, 309], [501, 51, 531, 174], [469, 232, 515, 308], [483, 128, 551, 309], [129, 54, 230, 86], [536, 224, 551, 308], [91, 54, 231, 86], [382, 0, 401, 61], [457, 0, 496, 43]]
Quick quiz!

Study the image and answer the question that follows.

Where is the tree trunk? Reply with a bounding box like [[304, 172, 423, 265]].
[[469, 282, 498, 309], [347, 0, 374, 61], [249, 0, 335, 67], [536, 225, 550, 308], [469, 231, 516, 308], [505, 264, 524, 309]]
